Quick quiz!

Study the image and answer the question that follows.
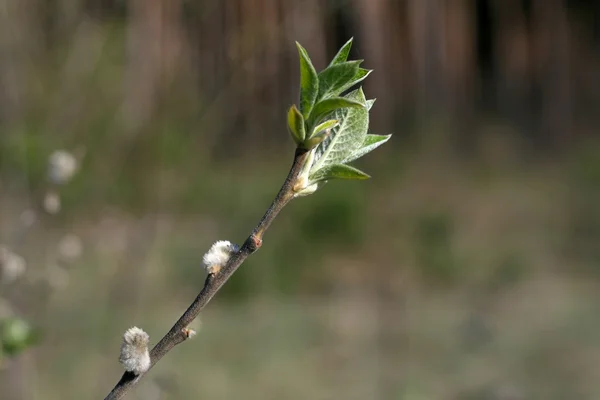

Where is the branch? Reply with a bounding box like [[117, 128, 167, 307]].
[[104, 148, 309, 400]]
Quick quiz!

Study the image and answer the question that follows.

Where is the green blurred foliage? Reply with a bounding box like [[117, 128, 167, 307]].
[[1, 317, 38, 357], [413, 212, 461, 284], [565, 139, 600, 272]]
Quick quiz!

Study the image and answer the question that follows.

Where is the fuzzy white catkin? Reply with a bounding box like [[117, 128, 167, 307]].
[[202, 240, 240, 274], [119, 327, 151, 375]]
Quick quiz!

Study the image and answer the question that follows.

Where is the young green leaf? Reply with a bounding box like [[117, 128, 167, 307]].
[[309, 163, 371, 183], [287, 104, 306, 145], [310, 119, 339, 138], [342, 134, 392, 163], [309, 97, 364, 127], [311, 88, 369, 172], [336, 68, 372, 95], [296, 42, 319, 118], [328, 37, 354, 66], [317, 61, 361, 99], [302, 129, 331, 150]]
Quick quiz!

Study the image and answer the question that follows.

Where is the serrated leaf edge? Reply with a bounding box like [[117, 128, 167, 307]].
[[341, 134, 391, 164], [328, 37, 354, 66], [308, 163, 371, 183]]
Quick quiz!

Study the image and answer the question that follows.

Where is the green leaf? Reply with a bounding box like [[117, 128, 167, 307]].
[[317, 61, 361, 99], [336, 68, 372, 95], [311, 88, 369, 172], [310, 119, 339, 138], [302, 130, 331, 150], [329, 37, 354, 66], [296, 42, 319, 118], [287, 104, 306, 145], [309, 97, 364, 127], [366, 98, 376, 111], [309, 164, 371, 183], [342, 134, 392, 163]]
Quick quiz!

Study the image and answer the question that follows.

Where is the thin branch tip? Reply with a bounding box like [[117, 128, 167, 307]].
[[105, 149, 308, 399]]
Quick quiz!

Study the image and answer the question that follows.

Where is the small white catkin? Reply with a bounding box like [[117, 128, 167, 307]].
[[202, 240, 239, 274], [119, 327, 151, 375]]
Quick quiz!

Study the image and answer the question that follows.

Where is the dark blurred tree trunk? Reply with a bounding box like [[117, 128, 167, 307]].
[[408, 0, 447, 117], [240, 0, 267, 145], [532, 0, 572, 149], [492, 0, 532, 129], [2, 0, 598, 156], [46, 18, 107, 141], [260, 0, 284, 140], [445, 0, 476, 151], [0, 0, 41, 128], [352, 0, 393, 133], [248, 0, 326, 145], [385, 0, 411, 129], [119, 0, 185, 136]]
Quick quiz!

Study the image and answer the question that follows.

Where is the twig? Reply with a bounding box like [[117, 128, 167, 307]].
[[104, 148, 309, 400]]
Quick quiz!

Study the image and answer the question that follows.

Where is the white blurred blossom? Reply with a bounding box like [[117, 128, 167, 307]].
[[48, 150, 78, 184], [0, 246, 26, 283], [58, 234, 83, 261], [19, 209, 37, 227], [43, 191, 61, 214]]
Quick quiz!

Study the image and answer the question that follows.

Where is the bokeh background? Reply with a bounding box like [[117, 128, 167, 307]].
[[1, 0, 600, 399]]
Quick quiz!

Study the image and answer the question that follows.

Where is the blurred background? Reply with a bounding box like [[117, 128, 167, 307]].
[[1, 0, 600, 399]]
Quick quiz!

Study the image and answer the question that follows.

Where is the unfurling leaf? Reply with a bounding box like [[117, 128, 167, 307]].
[[309, 97, 364, 127], [317, 61, 361, 99], [287, 104, 306, 145], [310, 119, 339, 138], [311, 88, 369, 172], [293, 181, 324, 197], [342, 134, 392, 164], [302, 130, 331, 150], [328, 37, 354, 66], [289, 39, 390, 196], [296, 42, 319, 118], [309, 163, 371, 183]]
